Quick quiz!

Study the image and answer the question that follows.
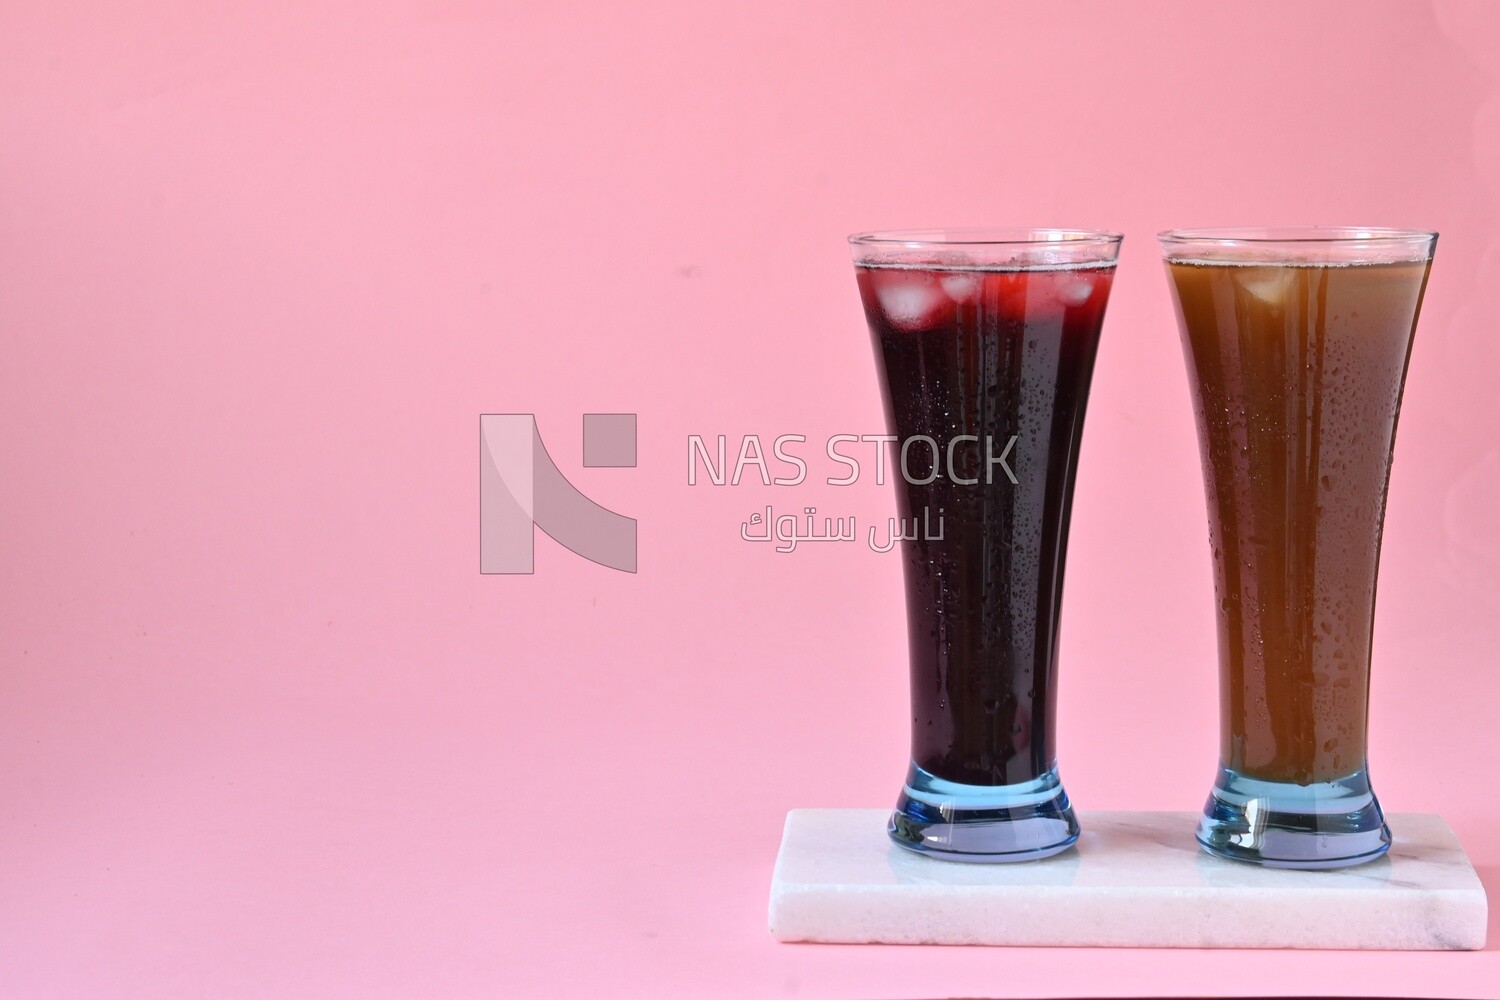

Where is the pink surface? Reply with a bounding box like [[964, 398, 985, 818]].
[[2, 1, 1499, 997]]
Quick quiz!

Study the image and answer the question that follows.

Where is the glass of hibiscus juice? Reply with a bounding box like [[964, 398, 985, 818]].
[[850, 228, 1121, 862]]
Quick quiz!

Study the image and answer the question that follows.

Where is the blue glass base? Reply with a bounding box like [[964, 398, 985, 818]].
[[888, 763, 1079, 863], [1196, 765, 1390, 870]]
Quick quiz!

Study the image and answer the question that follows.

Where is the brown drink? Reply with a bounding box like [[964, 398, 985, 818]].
[[1162, 228, 1435, 868]]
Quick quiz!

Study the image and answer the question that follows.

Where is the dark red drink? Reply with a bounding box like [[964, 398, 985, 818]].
[[859, 263, 1113, 782], [851, 229, 1119, 861]]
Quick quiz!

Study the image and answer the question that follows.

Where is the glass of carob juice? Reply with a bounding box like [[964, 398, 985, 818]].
[[1160, 227, 1437, 869]]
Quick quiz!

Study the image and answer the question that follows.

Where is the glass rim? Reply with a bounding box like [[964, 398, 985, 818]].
[[1158, 226, 1437, 246], [849, 227, 1123, 247]]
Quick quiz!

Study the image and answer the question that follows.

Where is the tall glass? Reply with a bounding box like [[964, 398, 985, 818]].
[[1160, 227, 1436, 869], [851, 229, 1121, 862]]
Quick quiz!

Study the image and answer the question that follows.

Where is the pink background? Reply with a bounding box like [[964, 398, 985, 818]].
[[3, 1, 1499, 997]]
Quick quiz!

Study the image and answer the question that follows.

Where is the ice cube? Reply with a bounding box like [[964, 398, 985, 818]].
[[1056, 275, 1096, 307], [939, 271, 984, 304], [874, 271, 951, 331], [1239, 270, 1293, 307]]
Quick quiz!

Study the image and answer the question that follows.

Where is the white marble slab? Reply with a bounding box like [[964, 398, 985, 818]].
[[769, 810, 1487, 949]]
